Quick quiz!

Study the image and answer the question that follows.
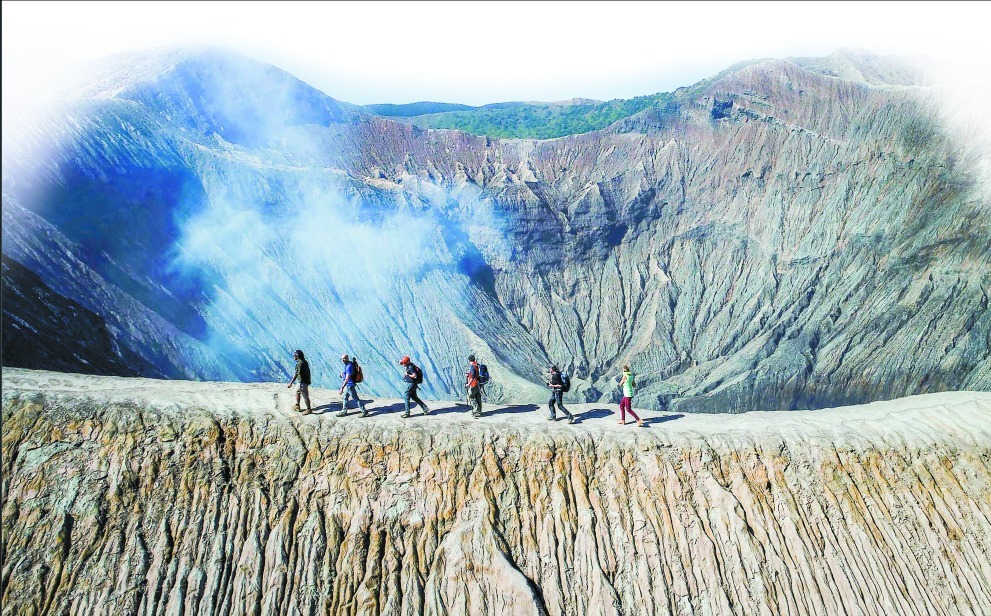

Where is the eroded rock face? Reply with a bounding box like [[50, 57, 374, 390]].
[[3, 368, 990, 615]]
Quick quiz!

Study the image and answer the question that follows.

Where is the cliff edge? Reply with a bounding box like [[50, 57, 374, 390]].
[[2, 368, 990, 615]]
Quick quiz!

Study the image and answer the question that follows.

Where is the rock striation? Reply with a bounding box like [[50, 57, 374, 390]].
[[3, 368, 990, 615]]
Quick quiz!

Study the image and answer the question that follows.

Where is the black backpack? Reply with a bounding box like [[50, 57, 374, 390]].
[[560, 372, 571, 393], [411, 364, 424, 384], [477, 363, 490, 385]]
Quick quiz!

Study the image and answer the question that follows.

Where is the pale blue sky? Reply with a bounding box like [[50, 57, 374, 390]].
[[3, 1, 990, 106]]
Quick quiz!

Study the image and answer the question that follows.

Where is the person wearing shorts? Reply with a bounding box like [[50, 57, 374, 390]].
[[288, 349, 312, 414]]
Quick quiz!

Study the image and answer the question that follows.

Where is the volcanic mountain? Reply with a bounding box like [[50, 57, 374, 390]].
[[2, 47, 988, 412]]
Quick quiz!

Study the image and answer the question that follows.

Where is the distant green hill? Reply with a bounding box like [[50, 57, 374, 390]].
[[361, 61, 771, 139], [415, 94, 676, 139], [365, 94, 678, 139], [364, 101, 476, 117]]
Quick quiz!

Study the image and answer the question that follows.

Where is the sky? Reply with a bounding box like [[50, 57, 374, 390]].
[[3, 0, 991, 106]]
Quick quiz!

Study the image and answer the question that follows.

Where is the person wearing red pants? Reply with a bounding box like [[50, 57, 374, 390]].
[[618, 365, 644, 427]]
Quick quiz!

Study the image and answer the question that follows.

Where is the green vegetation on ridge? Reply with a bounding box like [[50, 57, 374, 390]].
[[367, 92, 678, 139], [365, 101, 476, 117], [363, 61, 774, 139]]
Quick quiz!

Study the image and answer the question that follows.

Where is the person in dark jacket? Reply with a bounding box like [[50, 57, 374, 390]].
[[547, 364, 575, 424], [399, 355, 432, 418], [337, 353, 367, 417], [287, 349, 312, 415]]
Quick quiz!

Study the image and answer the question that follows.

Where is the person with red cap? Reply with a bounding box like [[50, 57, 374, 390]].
[[399, 355, 431, 418]]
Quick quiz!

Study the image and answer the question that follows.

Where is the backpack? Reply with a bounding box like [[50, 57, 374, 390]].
[[352, 359, 364, 384], [477, 363, 490, 385], [411, 364, 424, 385], [560, 373, 571, 393]]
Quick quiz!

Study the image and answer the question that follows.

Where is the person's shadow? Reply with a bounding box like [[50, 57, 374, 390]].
[[307, 399, 385, 416], [365, 402, 407, 416], [643, 413, 684, 426], [577, 408, 614, 421], [428, 403, 473, 415], [497, 404, 540, 415]]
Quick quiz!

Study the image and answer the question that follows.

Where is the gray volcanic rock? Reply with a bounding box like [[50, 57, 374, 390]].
[[2, 368, 990, 615], [1, 48, 988, 412], [0, 255, 148, 376]]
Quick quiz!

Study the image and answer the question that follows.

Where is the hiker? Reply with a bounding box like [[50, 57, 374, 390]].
[[337, 353, 368, 418], [546, 364, 576, 424], [399, 355, 432, 418], [618, 365, 643, 427], [465, 354, 483, 418], [287, 349, 313, 415]]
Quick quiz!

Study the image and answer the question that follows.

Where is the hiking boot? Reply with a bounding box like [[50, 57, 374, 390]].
[[401, 412, 410, 418], [292, 404, 301, 412], [302, 409, 312, 416], [360, 411, 369, 418], [422, 406, 432, 415], [547, 416, 556, 421], [568, 416, 576, 424], [337, 411, 347, 417]]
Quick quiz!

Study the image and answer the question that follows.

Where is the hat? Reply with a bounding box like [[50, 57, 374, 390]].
[[399, 355, 410, 365]]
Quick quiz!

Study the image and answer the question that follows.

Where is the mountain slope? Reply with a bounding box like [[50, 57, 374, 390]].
[[2, 48, 988, 411], [1, 255, 148, 376]]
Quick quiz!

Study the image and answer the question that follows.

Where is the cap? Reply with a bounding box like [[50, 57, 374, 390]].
[[468, 354, 476, 362], [399, 355, 410, 365]]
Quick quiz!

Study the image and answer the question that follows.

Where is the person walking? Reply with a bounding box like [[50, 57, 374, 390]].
[[618, 365, 643, 427], [338, 353, 368, 417], [287, 349, 313, 415], [546, 364, 576, 424], [465, 354, 483, 418], [399, 355, 432, 418]]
